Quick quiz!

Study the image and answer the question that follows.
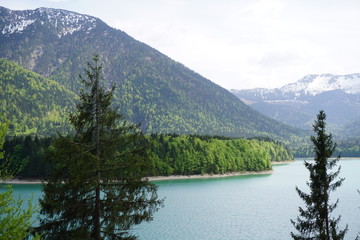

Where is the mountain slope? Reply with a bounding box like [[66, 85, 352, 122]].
[[231, 74, 360, 131], [0, 6, 305, 143], [0, 58, 76, 136]]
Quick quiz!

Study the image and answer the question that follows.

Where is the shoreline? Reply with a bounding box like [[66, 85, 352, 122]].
[[0, 170, 274, 184], [1, 161, 294, 184], [271, 160, 294, 165], [147, 170, 273, 181]]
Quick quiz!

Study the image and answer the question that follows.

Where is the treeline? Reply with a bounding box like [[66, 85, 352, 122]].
[[335, 138, 360, 157], [291, 138, 360, 158], [3, 135, 52, 178], [148, 134, 293, 176], [2, 134, 293, 179]]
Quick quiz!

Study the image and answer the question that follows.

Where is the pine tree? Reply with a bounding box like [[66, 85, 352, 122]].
[[36, 56, 163, 240], [291, 110, 348, 240]]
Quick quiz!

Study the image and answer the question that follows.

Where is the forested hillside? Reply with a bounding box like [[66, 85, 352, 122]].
[[3, 134, 293, 179], [0, 6, 306, 145], [0, 58, 75, 136]]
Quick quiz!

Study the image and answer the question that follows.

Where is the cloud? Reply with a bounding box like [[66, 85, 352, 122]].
[[257, 51, 303, 67], [242, 0, 283, 16], [42, 0, 67, 2]]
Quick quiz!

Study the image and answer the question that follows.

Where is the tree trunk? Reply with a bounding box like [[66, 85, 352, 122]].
[[93, 59, 101, 240], [325, 199, 330, 240], [94, 171, 101, 240]]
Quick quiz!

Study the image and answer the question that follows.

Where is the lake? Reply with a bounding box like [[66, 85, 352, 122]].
[[8, 158, 360, 239]]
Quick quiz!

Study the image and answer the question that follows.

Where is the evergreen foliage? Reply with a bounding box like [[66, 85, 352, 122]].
[[36, 56, 162, 240], [291, 110, 348, 240], [2, 135, 52, 178], [0, 120, 41, 240]]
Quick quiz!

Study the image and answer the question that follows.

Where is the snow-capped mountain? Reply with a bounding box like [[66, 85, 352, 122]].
[[231, 73, 360, 103], [281, 73, 360, 96], [0, 6, 307, 142], [231, 74, 360, 131], [0, 6, 98, 38]]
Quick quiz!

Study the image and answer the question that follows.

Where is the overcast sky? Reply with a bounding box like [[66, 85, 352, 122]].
[[1, 0, 360, 90]]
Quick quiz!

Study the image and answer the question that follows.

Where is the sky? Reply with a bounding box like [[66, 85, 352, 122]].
[[1, 0, 360, 90]]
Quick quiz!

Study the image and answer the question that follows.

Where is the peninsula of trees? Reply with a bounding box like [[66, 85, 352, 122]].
[[3, 134, 293, 179]]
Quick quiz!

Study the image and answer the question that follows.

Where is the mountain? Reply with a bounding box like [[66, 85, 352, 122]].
[[0, 58, 76, 136], [0, 6, 305, 144], [231, 74, 360, 133]]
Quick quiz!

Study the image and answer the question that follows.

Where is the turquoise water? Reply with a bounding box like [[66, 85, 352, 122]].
[[7, 159, 360, 239]]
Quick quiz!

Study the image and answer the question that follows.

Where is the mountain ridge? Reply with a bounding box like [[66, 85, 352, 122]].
[[232, 73, 360, 101], [0, 6, 305, 145], [282, 73, 360, 96], [1, 6, 98, 37], [231, 74, 360, 136]]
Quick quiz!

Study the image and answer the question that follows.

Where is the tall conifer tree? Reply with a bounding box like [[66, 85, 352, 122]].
[[291, 110, 347, 240], [37, 56, 162, 240]]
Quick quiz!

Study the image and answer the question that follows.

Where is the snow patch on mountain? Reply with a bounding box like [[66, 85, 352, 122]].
[[37, 7, 97, 37], [281, 74, 360, 95], [230, 73, 360, 130], [265, 99, 308, 104], [1, 18, 35, 35], [0, 6, 97, 38], [231, 73, 360, 105]]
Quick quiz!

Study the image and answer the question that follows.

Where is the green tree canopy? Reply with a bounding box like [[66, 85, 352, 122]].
[[0, 120, 41, 240], [291, 110, 348, 240], [36, 56, 163, 240]]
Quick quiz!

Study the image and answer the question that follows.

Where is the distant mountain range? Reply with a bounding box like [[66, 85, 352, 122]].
[[0, 6, 305, 145], [231, 74, 360, 138]]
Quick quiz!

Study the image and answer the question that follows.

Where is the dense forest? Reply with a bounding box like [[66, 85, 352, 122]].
[[148, 134, 293, 176], [2, 134, 293, 179], [0, 58, 75, 136]]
